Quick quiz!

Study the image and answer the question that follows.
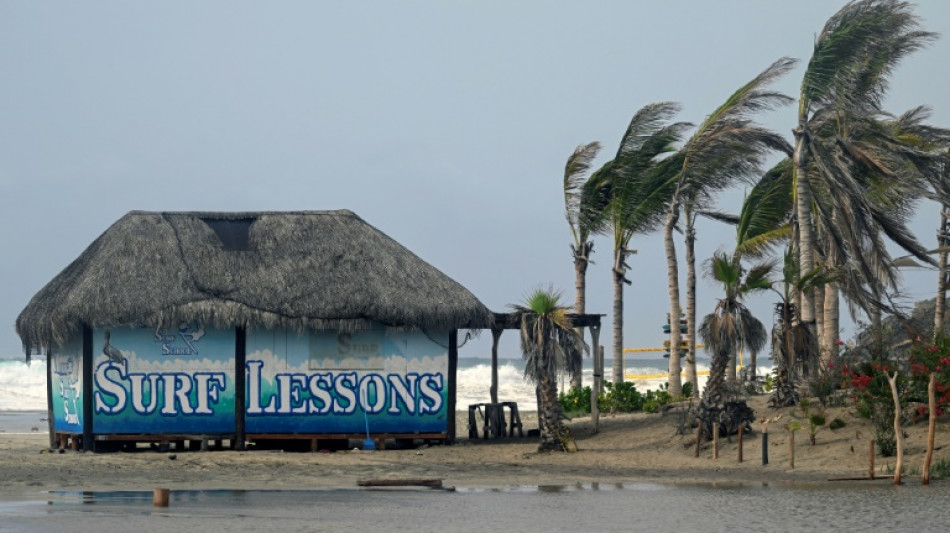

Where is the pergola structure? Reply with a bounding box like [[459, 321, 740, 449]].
[[488, 312, 606, 432]]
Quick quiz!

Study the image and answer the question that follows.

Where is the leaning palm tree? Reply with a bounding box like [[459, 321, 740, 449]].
[[793, 0, 937, 355], [697, 252, 771, 438], [511, 288, 585, 451], [664, 57, 795, 398], [563, 141, 602, 390], [589, 103, 690, 384]]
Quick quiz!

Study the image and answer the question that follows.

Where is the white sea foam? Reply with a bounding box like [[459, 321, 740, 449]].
[[0, 359, 47, 411]]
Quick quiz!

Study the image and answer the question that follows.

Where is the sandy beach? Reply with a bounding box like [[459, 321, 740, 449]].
[[1, 394, 947, 501]]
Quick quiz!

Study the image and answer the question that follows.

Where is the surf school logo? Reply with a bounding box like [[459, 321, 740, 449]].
[[154, 322, 206, 356]]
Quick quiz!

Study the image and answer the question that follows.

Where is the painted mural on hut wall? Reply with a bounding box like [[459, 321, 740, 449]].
[[79, 323, 448, 435], [91, 324, 236, 434], [246, 326, 448, 434], [51, 335, 83, 433]]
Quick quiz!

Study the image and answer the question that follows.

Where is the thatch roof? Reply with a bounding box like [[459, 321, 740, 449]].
[[17, 210, 492, 358]]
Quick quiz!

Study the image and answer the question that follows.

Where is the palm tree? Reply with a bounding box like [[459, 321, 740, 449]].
[[697, 252, 771, 434], [511, 288, 585, 451], [563, 141, 602, 390], [769, 247, 825, 408], [664, 57, 795, 398], [793, 0, 937, 358], [702, 159, 796, 382], [591, 103, 690, 384]]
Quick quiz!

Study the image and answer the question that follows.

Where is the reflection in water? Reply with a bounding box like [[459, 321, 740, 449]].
[[14, 484, 950, 532]]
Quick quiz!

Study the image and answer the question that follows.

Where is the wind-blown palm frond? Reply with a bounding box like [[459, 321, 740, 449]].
[[564, 141, 602, 246], [801, 0, 935, 115], [734, 159, 794, 258]]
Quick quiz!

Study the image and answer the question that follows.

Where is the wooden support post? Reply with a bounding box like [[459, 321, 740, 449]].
[[235, 327, 247, 451], [590, 325, 602, 434], [737, 425, 743, 463], [712, 423, 719, 459], [490, 328, 501, 405], [46, 352, 55, 449], [82, 325, 94, 452], [869, 440, 875, 479], [448, 330, 458, 443], [153, 488, 169, 507], [762, 429, 768, 465]]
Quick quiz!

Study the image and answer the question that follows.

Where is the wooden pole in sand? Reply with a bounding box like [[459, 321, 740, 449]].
[[737, 424, 743, 463], [788, 429, 795, 469], [762, 427, 768, 465], [923, 373, 936, 485], [591, 330, 602, 434], [712, 423, 719, 459], [886, 371, 903, 485], [869, 440, 875, 479], [153, 488, 169, 507]]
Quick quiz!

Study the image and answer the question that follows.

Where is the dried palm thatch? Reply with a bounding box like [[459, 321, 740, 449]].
[[17, 210, 492, 360]]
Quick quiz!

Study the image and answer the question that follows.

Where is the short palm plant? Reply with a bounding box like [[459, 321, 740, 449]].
[[511, 288, 586, 451], [698, 252, 771, 427]]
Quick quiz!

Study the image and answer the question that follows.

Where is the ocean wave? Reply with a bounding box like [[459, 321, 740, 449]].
[[0, 359, 47, 411]]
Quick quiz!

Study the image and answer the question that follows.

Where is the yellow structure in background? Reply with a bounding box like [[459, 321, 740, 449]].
[[622, 345, 748, 381]]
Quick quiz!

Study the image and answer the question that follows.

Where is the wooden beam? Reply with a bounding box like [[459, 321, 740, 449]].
[[46, 351, 54, 449], [235, 327, 247, 451], [82, 325, 93, 452], [447, 330, 458, 443]]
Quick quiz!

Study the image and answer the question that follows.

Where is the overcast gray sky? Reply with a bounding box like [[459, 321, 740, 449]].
[[2, 1, 948, 361]]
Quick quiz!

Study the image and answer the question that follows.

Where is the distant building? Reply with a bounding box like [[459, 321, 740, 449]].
[[17, 210, 492, 451]]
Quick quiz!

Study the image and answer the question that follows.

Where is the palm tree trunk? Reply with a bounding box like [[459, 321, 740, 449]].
[[612, 251, 625, 385], [793, 128, 818, 335], [664, 209, 683, 398], [870, 309, 883, 358], [572, 245, 590, 390], [936, 209, 948, 341], [822, 283, 839, 366], [537, 372, 562, 451], [815, 278, 825, 350], [685, 220, 698, 392]]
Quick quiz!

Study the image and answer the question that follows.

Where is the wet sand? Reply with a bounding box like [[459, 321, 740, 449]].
[[1, 395, 947, 501]]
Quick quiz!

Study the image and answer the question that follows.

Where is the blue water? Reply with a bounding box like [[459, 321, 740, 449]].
[[0, 483, 946, 532]]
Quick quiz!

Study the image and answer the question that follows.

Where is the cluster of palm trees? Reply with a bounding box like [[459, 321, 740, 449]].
[[516, 0, 950, 449]]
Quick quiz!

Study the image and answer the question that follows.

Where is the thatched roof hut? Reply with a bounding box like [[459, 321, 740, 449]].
[[17, 210, 492, 359]]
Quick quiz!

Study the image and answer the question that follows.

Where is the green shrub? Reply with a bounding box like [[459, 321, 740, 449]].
[[600, 381, 644, 413], [558, 385, 592, 416], [828, 418, 846, 430]]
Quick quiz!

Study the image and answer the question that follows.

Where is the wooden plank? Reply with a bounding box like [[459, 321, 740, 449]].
[[358, 479, 442, 488]]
